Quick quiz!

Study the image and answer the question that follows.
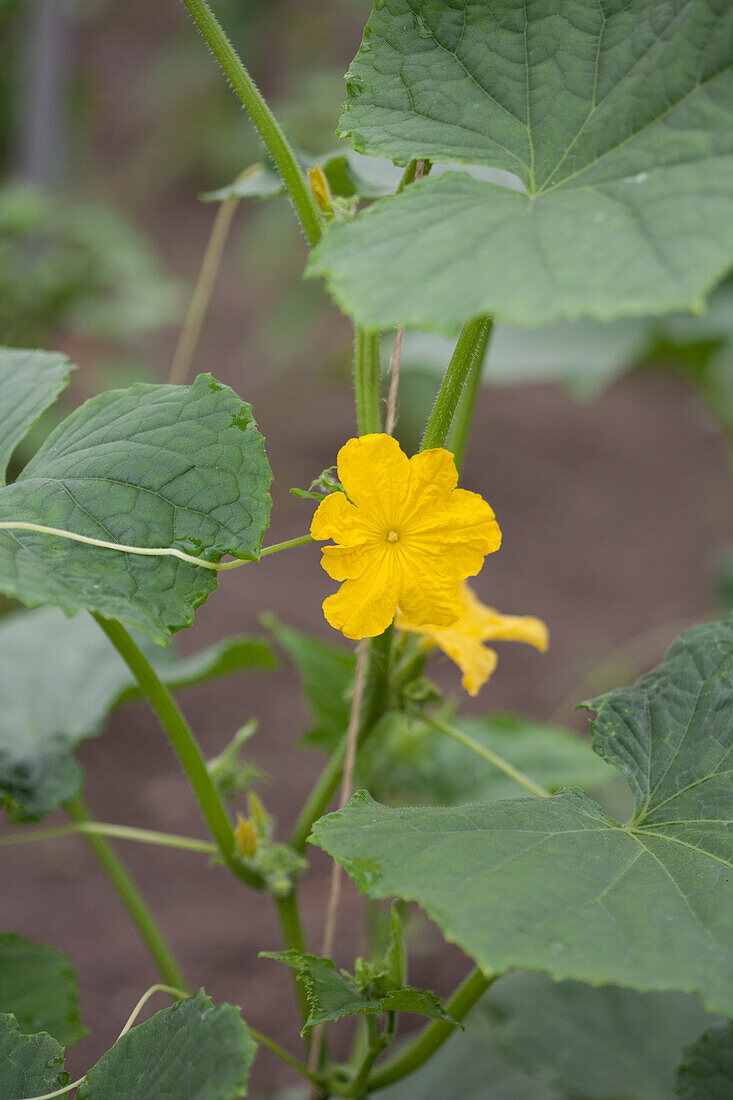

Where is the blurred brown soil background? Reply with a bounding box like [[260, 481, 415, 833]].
[[2, 2, 732, 1095]]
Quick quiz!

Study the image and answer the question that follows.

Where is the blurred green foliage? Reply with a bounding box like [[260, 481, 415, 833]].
[[0, 185, 180, 347]]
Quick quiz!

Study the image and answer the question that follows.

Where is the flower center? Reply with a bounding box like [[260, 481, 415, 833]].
[[386, 529, 400, 544]]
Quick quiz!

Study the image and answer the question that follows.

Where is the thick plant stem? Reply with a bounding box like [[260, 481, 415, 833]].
[[180, 0, 322, 247], [423, 713, 550, 798], [367, 968, 493, 1091], [448, 318, 493, 471], [289, 627, 392, 853], [66, 797, 188, 992], [93, 615, 262, 890], [420, 316, 491, 451], [275, 891, 312, 1031], [353, 327, 382, 435]]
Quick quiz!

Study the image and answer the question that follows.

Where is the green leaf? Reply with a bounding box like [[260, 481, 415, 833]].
[[311, 0, 733, 331], [0, 373, 272, 641], [583, 617, 733, 844], [201, 147, 402, 204], [261, 951, 455, 1033], [364, 712, 614, 806], [0, 605, 275, 820], [485, 972, 720, 1100], [0, 1013, 69, 1100], [311, 617, 733, 1014], [0, 347, 71, 484], [0, 933, 86, 1047], [76, 990, 256, 1100], [379, 1008, 560, 1100], [262, 615, 354, 751], [676, 1023, 733, 1099]]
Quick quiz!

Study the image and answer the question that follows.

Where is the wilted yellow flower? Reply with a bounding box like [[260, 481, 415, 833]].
[[311, 434, 501, 640], [396, 583, 548, 696]]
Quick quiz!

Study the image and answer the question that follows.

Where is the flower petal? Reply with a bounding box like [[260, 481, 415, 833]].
[[396, 583, 548, 695], [445, 635, 499, 697], [396, 548, 465, 627], [409, 488, 501, 554], [398, 448, 459, 526], [478, 607, 549, 651], [336, 434, 410, 526], [311, 490, 373, 546], [320, 544, 372, 581], [322, 546, 399, 640]]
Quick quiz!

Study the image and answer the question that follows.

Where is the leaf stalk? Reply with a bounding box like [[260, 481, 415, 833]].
[[179, 0, 322, 247], [420, 316, 492, 451]]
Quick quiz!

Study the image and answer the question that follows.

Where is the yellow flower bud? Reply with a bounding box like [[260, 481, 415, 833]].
[[234, 813, 258, 857], [308, 165, 333, 213]]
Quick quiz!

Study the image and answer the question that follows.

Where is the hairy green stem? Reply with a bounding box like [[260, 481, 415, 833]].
[[0, 820, 217, 855], [66, 798, 188, 991], [93, 615, 263, 890], [180, 0, 321, 247], [275, 891, 312, 1031], [367, 968, 493, 1091], [347, 1016, 387, 1095], [290, 626, 392, 853], [420, 316, 491, 451], [423, 713, 550, 798], [353, 327, 382, 435], [345, 1014, 392, 1098], [448, 318, 493, 471]]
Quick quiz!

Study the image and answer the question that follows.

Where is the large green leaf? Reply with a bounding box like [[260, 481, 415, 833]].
[[365, 712, 614, 806], [0, 348, 71, 483], [485, 972, 720, 1100], [0, 934, 86, 1047], [262, 951, 455, 1032], [310, 0, 733, 331], [0, 1014, 69, 1100], [0, 373, 272, 641], [0, 606, 275, 820], [380, 1006, 560, 1100], [311, 617, 733, 1014], [76, 991, 256, 1100], [676, 1023, 733, 1099]]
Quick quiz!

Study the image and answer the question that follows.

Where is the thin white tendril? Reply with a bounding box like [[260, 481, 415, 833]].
[[14, 985, 186, 1100], [0, 522, 311, 570]]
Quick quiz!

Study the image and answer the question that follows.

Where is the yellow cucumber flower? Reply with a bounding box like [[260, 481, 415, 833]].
[[396, 582, 548, 696], [310, 434, 501, 640]]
